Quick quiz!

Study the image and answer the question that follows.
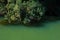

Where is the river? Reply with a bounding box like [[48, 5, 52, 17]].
[[0, 19, 60, 40]]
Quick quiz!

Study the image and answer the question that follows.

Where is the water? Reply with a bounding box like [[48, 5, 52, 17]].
[[0, 20, 60, 40]]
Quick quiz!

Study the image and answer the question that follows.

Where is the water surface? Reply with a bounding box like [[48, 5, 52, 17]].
[[0, 20, 60, 40]]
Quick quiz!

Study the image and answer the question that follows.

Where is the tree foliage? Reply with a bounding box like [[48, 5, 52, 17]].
[[0, 0, 45, 25]]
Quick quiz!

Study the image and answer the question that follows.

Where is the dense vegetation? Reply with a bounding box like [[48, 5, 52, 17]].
[[0, 0, 45, 25], [0, 0, 60, 25]]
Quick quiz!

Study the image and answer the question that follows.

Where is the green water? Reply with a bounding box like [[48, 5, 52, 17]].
[[0, 20, 60, 40]]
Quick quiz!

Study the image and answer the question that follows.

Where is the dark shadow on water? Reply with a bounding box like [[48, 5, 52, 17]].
[[28, 15, 60, 27]]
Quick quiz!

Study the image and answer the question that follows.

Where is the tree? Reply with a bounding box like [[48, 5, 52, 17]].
[[4, 0, 45, 25]]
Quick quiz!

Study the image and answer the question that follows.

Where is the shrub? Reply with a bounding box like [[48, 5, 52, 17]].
[[2, 0, 45, 25]]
